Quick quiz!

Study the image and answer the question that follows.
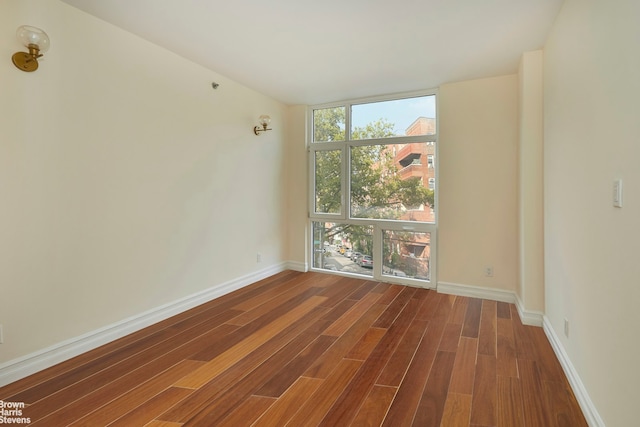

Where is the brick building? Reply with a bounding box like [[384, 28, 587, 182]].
[[383, 117, 436, 279], [393, 117, 436, 223]]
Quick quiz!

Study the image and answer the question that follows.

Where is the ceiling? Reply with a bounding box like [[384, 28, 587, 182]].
[[60, 0, 564, 105]]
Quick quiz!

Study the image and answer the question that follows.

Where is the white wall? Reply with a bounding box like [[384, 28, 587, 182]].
[[544, 0, 640, 425], [284, 105, 308, 271], [439, 75, 520, 294], [0, 0, 288, 367], [518, 51, 545, 313]]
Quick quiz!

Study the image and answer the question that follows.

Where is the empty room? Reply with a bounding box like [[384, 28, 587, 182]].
[[1, 0, 637, 426]]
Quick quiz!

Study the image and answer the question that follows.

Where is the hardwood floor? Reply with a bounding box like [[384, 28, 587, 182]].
[[0, 270, 587, 426]]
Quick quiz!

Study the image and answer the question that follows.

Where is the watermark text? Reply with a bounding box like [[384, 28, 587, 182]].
[[0, 401, 30, 424]]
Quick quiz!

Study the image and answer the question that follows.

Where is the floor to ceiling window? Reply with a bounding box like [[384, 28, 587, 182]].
[[309, 91, 437, 288]]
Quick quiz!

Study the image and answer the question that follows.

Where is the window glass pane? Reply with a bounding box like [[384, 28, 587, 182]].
[[351, 142, 435, 222], [351, 95, 436, 139], [313, 107, 346, 142], [382, 230, 431, 281], [312, 222, 373, 276], [314, 150, 341, 214]]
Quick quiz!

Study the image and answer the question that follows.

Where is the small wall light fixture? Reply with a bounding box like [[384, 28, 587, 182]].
[[254, 115, 272, 135], [12, 25, 50, 72]]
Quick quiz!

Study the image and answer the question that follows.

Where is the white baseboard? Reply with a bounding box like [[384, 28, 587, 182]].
[[0, 262, 290, 387], [542, 316, 605, 427], [437, 281, 516, 303], [437, 281, 543, 326], [514, 294, 545, 327], [285, 260, 308, 272]]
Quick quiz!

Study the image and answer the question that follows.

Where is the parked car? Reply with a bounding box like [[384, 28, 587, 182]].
[[359, 255, 373, 268], [351, 252, 362, 262], [344, 249, 353, 258]]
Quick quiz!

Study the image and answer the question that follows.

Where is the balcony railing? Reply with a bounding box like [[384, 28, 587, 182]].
[[398, 163, 424, 179]]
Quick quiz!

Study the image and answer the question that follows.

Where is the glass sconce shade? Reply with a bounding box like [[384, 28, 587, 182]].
[[12, 25, 50, 72], [16, 25, 50, 53], [258, 115, 271, 126], [254, 115, 273, 135]]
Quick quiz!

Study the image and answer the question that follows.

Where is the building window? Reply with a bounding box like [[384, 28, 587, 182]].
[[308, 91, 438, 287], [310, 94, 437, 223]]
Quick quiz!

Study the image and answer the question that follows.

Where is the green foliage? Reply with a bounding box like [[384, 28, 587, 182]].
[[313, 107, 345, 142], [351, 146, 433, 219], [351, 119, 396, 140], [350, 225, 373, 255], [313, 108, 434, 254], [314, 150, 341, 214]]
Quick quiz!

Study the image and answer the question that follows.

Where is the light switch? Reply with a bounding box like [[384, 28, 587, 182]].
[[613, 179, 623, 208]]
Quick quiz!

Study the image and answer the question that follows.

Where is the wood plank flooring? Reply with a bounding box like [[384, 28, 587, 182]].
[[0, 270, 588, 426]]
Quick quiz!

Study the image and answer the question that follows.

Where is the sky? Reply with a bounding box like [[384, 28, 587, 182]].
[[351, 95, 436, 135]]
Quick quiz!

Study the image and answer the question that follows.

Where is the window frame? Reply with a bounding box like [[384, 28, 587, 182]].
[[308, 89, 438, 288]]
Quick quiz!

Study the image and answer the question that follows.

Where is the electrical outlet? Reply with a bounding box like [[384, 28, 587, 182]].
[[0, 324, 4, 344], [257, 253, 262, 263], [564, 318, 569, 338], [485, 266, 494, 277]]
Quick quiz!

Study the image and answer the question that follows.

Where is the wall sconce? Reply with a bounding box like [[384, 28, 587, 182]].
[[11, 25, 50, 72], [254, 115, 272, 135]]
